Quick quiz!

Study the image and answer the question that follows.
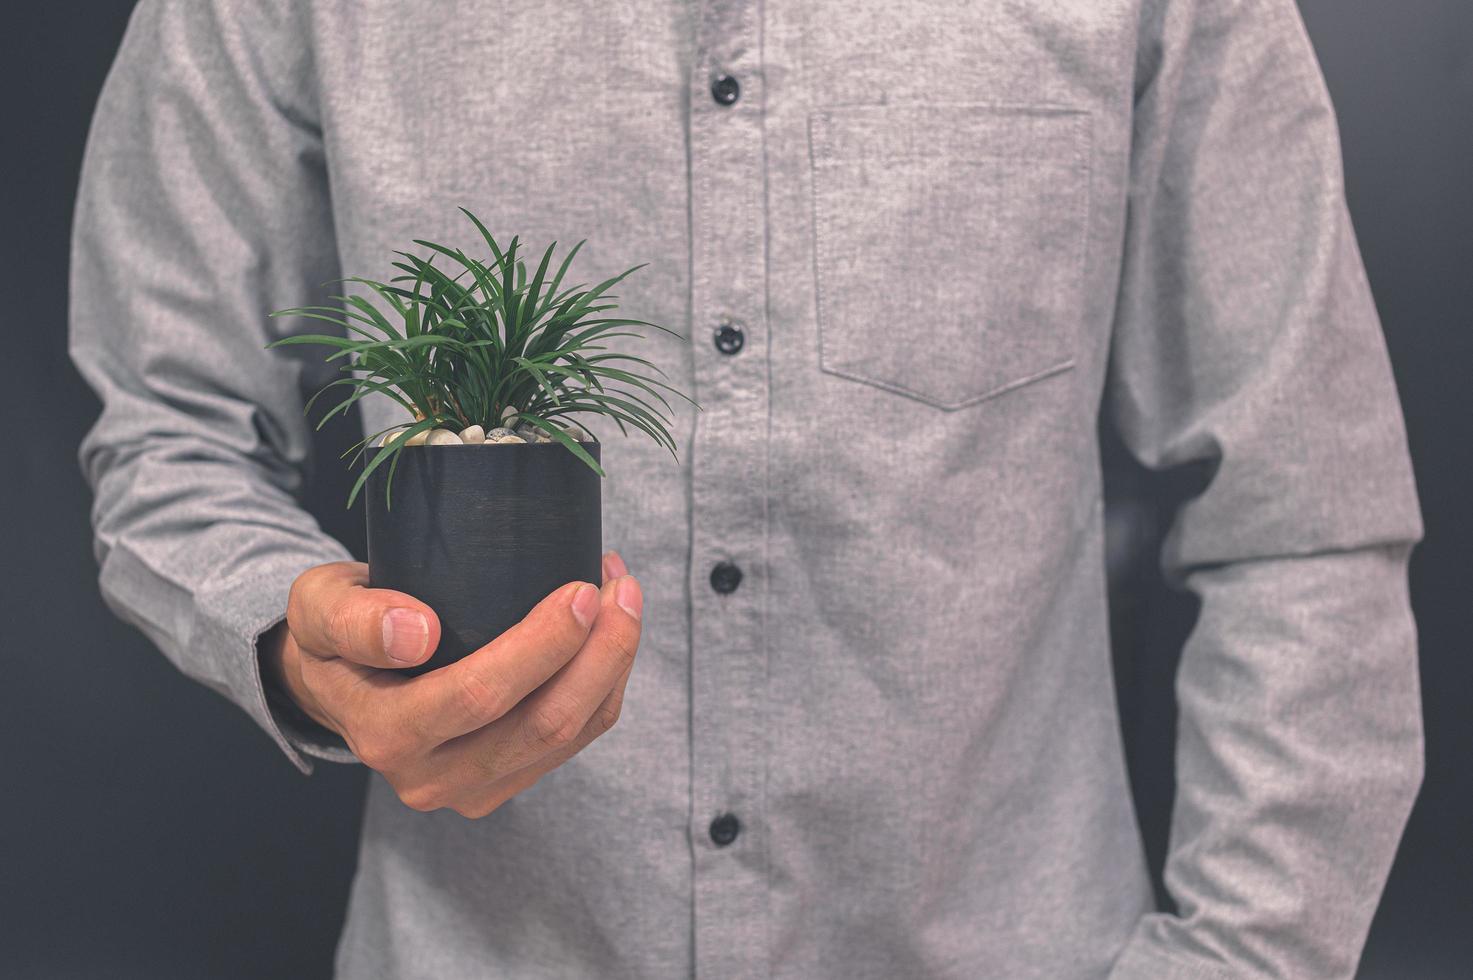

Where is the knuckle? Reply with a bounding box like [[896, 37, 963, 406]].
[[397, 785, 445, 813], [454, 669, 510, 725], [286, 577, 307, 626], [452, 800, 500, 820], [602, 625, 640, 670], [326, 598, 357, 659], [353, 732, 407, 772], [590, 698, 622, 736], [527, 699, 581, 750], [462, 776, 541, 819], [353, 740, 389, 771]]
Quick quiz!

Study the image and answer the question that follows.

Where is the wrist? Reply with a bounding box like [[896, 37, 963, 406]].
[[260, 620, 333, 734]]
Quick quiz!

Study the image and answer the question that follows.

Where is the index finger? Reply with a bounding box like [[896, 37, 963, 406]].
[[400, 578, 601, 743]]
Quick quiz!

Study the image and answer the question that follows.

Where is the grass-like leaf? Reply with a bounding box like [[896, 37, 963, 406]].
[[268, 209, 697, 507]]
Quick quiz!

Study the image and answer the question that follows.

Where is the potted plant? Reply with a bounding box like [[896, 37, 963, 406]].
[[269, 208, 693, 674]]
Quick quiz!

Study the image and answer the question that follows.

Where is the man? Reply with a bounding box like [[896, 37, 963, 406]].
[[70, 0, 1424, 977]]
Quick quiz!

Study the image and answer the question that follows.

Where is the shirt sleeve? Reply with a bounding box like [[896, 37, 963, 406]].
[[1104, 2, 1424, 978], [68, 0, 357, 773]]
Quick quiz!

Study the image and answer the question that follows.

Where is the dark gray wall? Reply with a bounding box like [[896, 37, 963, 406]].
[[3, 2, 1468, 976], [3, 6, 367, 976]]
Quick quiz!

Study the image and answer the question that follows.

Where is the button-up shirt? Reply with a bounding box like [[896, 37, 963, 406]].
[[70, 1, 1425, 978]]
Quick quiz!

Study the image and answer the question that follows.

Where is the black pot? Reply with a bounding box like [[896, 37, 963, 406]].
[[365, 442, 602, 675]]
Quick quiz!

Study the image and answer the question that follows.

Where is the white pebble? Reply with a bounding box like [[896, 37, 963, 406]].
[[460, 424, 486, 445], [491, 434, 526, 444], [560, 423, 589, 442], [404, 429, 430, 447], [427, 428, 462, 446]]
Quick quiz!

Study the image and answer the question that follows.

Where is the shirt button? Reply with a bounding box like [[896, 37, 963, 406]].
[[709, 561, 743, 594], [709, 813, 741, 847], [710, 73, 740, 106], [713, 321, 745, 355]]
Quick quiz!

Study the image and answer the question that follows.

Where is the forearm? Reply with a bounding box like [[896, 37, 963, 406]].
[[1109, 546, 1422, 979], [70, 0, 357, 770], [85, 470, 354, 769]]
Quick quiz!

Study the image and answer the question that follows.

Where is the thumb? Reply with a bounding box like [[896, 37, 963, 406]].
[[287, 561, 442, 669]]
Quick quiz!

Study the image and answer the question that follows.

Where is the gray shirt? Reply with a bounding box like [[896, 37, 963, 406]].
[[69, 1, 1425, 978]]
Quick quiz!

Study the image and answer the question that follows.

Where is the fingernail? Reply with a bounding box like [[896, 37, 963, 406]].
[[602, 550, 629, 580], [571, 583, 600, 627], [382, 608, 429, 664], [615, 576, 643, 620]]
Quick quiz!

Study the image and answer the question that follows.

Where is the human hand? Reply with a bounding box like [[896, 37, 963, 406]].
[[261, 551, 641, 817]]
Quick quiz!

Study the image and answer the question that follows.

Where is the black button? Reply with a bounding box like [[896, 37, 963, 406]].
[[710, 73, 740, 106], [709, 813, 741, 847], [709, 561, 743, 594], [714, 321, 745, 355]]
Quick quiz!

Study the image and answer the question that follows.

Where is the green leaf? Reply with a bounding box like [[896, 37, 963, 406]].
[[266, 332, 360, 352], [520, 416, 606, 477], [347, 416, 440, 509], [267, 210, 695, 507]]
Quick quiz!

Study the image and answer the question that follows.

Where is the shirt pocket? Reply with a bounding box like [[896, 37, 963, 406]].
[[808, 103, 1091, 410]]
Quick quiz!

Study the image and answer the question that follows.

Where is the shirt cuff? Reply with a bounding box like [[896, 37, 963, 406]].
[[255, 615, 362, 769], [1107, 933, 1238, 980], [181, 542, 357, 774]]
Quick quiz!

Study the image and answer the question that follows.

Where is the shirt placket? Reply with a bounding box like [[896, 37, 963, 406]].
[[687, 0, 770, 977]]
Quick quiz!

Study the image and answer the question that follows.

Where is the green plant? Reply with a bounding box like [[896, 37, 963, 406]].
[[268, 208, 695, 507]]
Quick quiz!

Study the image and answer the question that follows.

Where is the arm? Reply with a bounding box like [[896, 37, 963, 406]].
[[1105, 1, 1423, 977], [69, 0, 352, 771], [69, 1, 648, 810]]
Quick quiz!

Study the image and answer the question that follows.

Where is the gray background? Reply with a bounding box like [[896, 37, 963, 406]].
[[2, 2, 1468, 976]]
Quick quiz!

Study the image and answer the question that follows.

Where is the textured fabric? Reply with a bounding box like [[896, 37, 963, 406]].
[[69, 1, 1424, 978]]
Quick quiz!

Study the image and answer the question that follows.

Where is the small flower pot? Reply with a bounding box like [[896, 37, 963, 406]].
[[365, 442, 602, 675]]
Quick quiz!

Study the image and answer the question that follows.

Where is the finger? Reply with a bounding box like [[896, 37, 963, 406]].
[[403, 579, 601, 743], [287, 561, 441, 669], [451, 658, 636, 820], [601, 550, 628, 586], [509, 574, 641, 756], [441, 574, 642, 777]]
